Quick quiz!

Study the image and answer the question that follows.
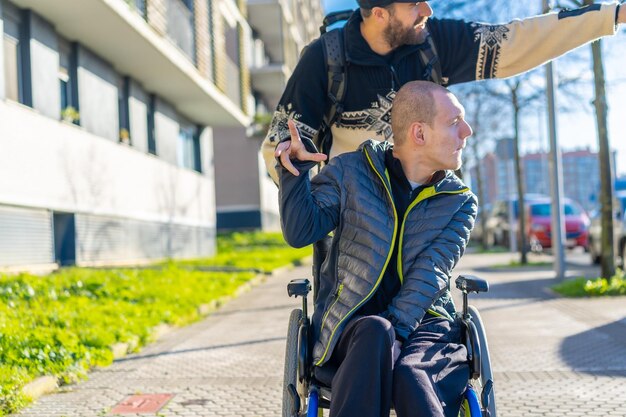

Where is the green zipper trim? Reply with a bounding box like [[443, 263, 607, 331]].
[[397, 187, 469, 285], [426, 308, 453, 321], [427, 308, 445, 318], [314, 148, 398, 366], [318, 283, 344, 338]]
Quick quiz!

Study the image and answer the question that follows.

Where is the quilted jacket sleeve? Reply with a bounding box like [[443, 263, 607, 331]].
[[279, 154, 343, 249], [385, 193, 478, 340]]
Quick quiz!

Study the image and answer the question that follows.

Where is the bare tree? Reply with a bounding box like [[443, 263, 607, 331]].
[[554, 0, 616, 278], [453, 83, 510, 250]]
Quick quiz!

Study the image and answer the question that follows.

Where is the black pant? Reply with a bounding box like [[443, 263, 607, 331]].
[[327, 315, 469, 417]]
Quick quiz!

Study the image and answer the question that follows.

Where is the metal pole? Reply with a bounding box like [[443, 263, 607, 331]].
[[508, 160, 518, 253], [543, 0, 566, 280]]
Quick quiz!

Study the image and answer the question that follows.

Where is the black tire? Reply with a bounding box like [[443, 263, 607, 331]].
[[283, 309, 303, 417], [468, 305, 496, 417]]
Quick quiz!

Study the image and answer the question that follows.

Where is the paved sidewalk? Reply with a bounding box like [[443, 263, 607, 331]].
[[454, 252, 626, 417], [13, 252, 626, 417]]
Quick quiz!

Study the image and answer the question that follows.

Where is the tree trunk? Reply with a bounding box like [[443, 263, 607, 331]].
[[512, 88, 528, 264], [589, 37, 616, 278]]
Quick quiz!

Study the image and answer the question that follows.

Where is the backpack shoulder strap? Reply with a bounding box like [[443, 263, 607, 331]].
[[318, 27, 347, 155], [418, 33, 448, 86]]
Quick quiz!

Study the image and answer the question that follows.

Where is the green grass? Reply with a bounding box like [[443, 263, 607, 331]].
[[491, 260, 552, 269], [552, 269, 626, 297], [466, 241, 509, 254], [0, 231, 310, 415], [177, 231, 312, 273], [473, 247, 510, 254]]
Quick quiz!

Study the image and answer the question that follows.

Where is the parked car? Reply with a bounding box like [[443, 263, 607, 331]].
[[588, 190, 626, 267], [483, 194, 547, 248], [525, 198, 590, 252]]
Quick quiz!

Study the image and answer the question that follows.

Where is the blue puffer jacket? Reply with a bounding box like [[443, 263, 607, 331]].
[[279, 140, 477, 367]]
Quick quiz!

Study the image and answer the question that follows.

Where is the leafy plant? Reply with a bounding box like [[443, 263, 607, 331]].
[[60, 106, 80, 124], [552, 269, 626, 297]]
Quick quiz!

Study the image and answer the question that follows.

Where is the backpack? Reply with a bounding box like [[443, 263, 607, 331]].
[[315, 9, 446, 156]]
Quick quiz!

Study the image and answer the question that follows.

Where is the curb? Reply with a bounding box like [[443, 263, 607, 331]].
[[22, 376, 58, 401]]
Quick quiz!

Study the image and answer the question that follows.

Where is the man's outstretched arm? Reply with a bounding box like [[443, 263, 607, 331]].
[[433, 2, 621, 84]]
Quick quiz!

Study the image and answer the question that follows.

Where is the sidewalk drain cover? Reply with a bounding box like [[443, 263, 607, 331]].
[[111, 394, 174, 414]]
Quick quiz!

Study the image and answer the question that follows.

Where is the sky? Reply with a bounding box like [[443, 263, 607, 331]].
[[320, 0, 626, 175]]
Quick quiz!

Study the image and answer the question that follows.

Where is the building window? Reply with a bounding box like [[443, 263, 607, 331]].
[[177, 124, 199, 171], [3, 4, 23, 103], [118, 76, 131, 145], [166, 0, 196, 62], [59, 38, 79, 124], [134, 0, 147, 18], [193, 126, 202, 173], [147, 94, 157, 155]]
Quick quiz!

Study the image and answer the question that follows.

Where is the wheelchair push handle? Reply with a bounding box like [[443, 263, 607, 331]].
[[287, 279, 312, 298], [288, 278, 312, 320], [455, 275, 489, 294], [455, 275, 489, 323]]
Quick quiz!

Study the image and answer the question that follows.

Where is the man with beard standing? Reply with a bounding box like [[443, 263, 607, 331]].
[[263, 0, 625, 181]]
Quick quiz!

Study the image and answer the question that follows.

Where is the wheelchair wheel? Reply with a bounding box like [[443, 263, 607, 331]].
[[283, 308, 303, 417], [466, 305, 496, 417]]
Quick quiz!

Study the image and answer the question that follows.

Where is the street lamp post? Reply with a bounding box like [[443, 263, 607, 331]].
[[543, 0, 566, 280]]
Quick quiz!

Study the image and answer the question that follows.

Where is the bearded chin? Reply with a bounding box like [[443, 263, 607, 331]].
[[384, 25, 426, 49]]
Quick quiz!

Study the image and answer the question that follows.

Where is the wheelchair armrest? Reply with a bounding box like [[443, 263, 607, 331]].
[[455, 275, 489, 294], [288, 279, 312, 298]]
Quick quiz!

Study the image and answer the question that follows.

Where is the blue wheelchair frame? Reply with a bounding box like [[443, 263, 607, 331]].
[[282, 275, 496, 417]]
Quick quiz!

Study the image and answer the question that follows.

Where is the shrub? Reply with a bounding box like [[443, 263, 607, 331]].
[[552, 269, 626, 297]]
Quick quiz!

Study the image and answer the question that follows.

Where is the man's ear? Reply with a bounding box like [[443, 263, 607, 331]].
[[411, 122, 426, 146], [372, 6, 389, 21]]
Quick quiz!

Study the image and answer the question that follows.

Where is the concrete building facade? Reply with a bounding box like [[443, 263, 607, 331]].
[[0, 0, 253, 269], [213, 0, 323, 230]]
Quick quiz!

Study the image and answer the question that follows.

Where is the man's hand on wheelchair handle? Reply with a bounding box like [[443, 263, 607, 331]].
[[275, 119, 327, 176]]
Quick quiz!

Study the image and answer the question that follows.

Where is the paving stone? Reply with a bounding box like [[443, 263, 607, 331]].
[[11, 253, 626, 417]]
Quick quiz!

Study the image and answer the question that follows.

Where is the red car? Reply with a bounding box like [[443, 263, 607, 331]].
[[525, 199, 590, 251]]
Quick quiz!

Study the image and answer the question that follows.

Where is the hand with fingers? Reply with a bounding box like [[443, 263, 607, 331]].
[[275, 119, 327, 176]]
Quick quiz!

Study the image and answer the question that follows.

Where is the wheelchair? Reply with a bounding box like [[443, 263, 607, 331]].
[[282, 274, 496, 417]]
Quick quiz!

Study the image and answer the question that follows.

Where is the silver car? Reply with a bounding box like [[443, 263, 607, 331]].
[[588, 190, 626, 267]]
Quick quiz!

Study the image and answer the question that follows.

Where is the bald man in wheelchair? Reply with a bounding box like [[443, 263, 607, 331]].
[[277, 80, 477, 417]]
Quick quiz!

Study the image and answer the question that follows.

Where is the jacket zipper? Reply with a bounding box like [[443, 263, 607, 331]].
[[396, 186, 469, 320], [315, 148, 398, 366], [318, 282, 344, 337], [396, 186, 470, 284]]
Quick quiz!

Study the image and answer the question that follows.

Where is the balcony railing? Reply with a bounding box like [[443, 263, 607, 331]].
[[165, 0, 196, 62], [224, 56, 242, 108]]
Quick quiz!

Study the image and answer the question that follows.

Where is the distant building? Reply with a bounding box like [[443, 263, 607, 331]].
[[213, 0, 324, 231], [471, 147, 617, 212], [524, 149, 618, 212], [469, 152, 498, 207], [0, 0, 253, 269]]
